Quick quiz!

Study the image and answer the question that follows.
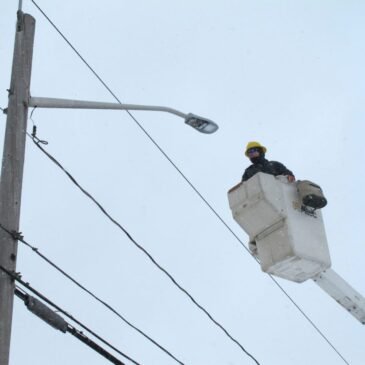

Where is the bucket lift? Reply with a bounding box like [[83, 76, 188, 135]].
[[228, 172, 365, 324]]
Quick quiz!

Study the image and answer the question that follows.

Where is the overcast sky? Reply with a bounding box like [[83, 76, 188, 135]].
[[1, 1, 365, 364]]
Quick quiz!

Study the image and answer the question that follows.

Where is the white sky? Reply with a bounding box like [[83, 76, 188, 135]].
[[1, 1, 365, 364]]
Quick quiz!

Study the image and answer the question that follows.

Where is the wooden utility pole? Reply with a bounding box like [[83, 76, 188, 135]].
[[0, 12, 35, 365]]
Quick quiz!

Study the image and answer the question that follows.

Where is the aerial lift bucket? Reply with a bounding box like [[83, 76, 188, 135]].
[[228, 173, 365, 324]]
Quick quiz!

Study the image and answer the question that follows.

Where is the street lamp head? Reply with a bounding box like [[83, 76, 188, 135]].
[[184, 113, 219, 134]]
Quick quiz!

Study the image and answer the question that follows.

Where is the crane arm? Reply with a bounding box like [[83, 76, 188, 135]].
[[313, 268, 365, 324]]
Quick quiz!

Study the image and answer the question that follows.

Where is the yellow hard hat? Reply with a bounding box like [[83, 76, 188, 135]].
[[245, 141, 267, 156]]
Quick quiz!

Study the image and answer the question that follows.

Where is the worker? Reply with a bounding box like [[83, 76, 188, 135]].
[[242, 141, 295, 256], [242, 141, 295, 183]]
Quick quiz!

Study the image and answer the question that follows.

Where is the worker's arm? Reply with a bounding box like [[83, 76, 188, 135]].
[[270, 161, 295, 182]]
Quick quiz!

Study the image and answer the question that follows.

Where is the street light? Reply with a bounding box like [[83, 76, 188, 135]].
[[1, 10, 219, 365], [28, 97, 219, 134]]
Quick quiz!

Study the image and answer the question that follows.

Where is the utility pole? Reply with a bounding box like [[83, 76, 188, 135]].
[[0, 7, 217, 365], [0, 11, 35, 365]]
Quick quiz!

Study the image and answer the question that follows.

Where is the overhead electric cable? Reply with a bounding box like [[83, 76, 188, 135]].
[[267, 276, 350, 364], [0, 222, 185, 365], [28, 134, 260, 365], [0, 265, 140, 365], [29, 2, 350, 364], [14, 287, 126, 365]]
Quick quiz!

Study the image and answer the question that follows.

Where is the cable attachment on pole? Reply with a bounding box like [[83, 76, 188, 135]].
[[0, 223, 23, 242], [10, 230, 24, 241], [31, 125, 48, 145], [2, 268, 22, 283], [17, 9, 24, 32], [28, 107, 48, 145]]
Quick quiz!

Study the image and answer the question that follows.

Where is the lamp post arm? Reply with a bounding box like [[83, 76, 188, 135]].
[[28, 96, 188, 119], [28, 96, 218, 134]]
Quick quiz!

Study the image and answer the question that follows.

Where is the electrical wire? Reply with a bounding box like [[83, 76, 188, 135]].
[[0, 222, 185, 365], [28, 133, 260, 365], [267, 276, 350, 365], [29, 2, 350, 364], [0, 265, 141, 365], [14, 286, 126, 365]]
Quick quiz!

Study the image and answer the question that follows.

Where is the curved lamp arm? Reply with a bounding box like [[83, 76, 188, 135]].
[[28, 96, 218, 134]]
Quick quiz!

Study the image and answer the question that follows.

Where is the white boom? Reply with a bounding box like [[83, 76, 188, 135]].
[[313, 269, 365, 324]]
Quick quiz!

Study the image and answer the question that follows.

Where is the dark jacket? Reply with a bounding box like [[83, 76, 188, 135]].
[[242, 158, 294, 182]]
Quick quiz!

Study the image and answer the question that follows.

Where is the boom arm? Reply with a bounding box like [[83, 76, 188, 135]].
[[313, 268, 365, 324]]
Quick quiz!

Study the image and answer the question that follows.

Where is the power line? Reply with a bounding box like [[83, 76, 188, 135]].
[[28, 2, 349, 364], [15, 287, 126, 365], [267, 276, 350, 364], [0, 222, 185, 365], [29, 133, 261, 365], [0, 265, 140, 365]]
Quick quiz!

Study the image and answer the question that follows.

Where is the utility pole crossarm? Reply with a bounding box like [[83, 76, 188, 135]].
[[28, 96, 219, 134], [313, 268, 365, 324]]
